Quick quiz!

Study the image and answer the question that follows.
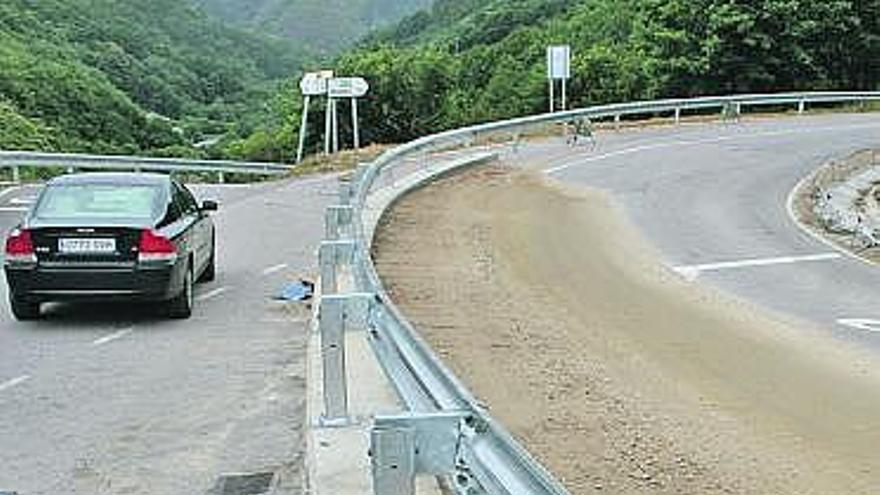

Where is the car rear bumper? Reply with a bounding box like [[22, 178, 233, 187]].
[[5, 260, 185, 302]]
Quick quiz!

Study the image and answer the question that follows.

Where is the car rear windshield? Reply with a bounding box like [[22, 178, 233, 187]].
[[32, 184, 165, 220]]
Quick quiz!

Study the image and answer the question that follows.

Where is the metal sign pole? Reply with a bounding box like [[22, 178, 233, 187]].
[[351, 97, 360, 150], [549, 79, 555, 113], [324, 98, 332, 155], [296, 95, 311, 163], [332, 98, 340, 154], [561, 78, 567, 112]]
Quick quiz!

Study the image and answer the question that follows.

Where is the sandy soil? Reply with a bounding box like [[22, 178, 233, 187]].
[[373, 164, 880, 494]]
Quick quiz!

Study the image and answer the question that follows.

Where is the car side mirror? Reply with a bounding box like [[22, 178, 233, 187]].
[[200, 200, 219, 212]]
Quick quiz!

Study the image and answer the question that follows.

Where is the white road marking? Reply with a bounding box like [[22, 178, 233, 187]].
[[545, 121, 880, 175], [837, 318, 880, 333], [0, 207, 28, 213], [8, 197, 33, 205], [673, 253, 841, 280], [91, 327, 134, 347], [262, 263, 288, 275], [0, 186, 21, 201], [196, 286, 228, 302], [0, 375, 30, 392]]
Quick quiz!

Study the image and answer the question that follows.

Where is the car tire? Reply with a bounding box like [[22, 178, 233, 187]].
[[198, 239, 216, 283], [168, 263, 193, 319], [10, 296, 40, 321]]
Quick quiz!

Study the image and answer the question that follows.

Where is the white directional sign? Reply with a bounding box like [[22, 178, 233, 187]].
[[327, 77, 370, 98], [547, 45, 571, 80], [300, 70, 334, 96]]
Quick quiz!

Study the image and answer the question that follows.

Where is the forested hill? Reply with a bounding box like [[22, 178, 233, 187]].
[[327, 0, 879, 146], [0, 0, 306, 155], [191, 0, 432, 53]]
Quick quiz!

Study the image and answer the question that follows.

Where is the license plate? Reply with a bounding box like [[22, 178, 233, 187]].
[[59, 238, 116, 254]]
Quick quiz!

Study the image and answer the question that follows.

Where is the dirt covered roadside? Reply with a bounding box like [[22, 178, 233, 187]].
[[373, 164, 880, 494]]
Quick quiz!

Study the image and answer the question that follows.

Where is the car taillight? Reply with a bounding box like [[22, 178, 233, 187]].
[[5, 228, 36, 264], [138, 229, 177, 263]]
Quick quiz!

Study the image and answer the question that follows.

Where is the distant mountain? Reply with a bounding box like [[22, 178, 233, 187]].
[[191, 0, 432, 53], [0, 0, 306, 155]]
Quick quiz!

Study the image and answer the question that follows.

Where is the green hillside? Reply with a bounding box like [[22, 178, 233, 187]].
[[340, 0, 880, 144], [191, 0, 432, 53], [232, 0, 878, 162], [0, 0, 307, 155]]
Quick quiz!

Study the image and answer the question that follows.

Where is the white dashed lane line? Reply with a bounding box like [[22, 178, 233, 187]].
[[91, 327, 135, 347], [196, 286, 228, 302], [0, 207, 28, 213], [0, 375, 30, 393], [673, 253, 841, 280], [262, 263, 288, 276]]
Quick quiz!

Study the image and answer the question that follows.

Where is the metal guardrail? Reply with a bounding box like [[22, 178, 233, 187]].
[[0, 150, 295, 182], [319, 91, 880, 495]]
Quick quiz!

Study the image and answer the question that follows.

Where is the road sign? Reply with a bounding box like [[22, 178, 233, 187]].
[[300, 71, 334, 96], [328, 77, 370, 99], [547, 45, 571, 80]]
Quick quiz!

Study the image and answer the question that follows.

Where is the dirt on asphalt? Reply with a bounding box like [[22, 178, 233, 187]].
[[373, 163, 880, 494]]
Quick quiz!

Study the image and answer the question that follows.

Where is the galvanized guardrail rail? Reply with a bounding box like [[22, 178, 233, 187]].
[[0, 150, 295, 183], [317, 91, 880, 495]]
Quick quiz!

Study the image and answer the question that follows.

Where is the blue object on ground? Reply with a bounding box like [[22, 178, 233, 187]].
[[275, 280, 314, 301]]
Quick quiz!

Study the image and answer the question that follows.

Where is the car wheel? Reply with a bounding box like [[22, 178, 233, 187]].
[[168, 263, 193, 319], [198, 239, 216, 283], [10, 296, 40, 321]]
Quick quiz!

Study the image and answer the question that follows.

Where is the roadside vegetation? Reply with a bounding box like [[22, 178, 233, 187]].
[[1, 0, 878, 164]]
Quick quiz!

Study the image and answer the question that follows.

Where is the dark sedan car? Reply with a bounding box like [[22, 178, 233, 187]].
[[4, 173, 217, 320]]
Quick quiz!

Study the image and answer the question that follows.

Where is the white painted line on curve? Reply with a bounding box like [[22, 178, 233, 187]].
[[0, 374, 30, 393], [262, 263, 288, 276], [673, 253, 841, 279], [0, 207, 29, 213], [837, 318, 880, 332], [196, 286, 228, 302], [92, 327, 134, 347], [0, 186, 21, 201], [545, 121, 880, 175], [8, 197, 33, 205]]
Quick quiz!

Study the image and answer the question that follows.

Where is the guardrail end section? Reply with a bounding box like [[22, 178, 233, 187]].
[[371, 412, 468, 495]]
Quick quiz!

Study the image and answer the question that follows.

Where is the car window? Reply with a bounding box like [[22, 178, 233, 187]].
[[173, 182, 198, 214], [33, 184, 165, 220]]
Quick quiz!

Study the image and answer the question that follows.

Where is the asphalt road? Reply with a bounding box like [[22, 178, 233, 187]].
[[0, 175, 337, 494], [536, 112, 880, 349]]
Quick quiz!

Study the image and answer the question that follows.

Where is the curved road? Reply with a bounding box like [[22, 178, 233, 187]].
[[0, 175, 335, 494], [533, 112, 880, 349]]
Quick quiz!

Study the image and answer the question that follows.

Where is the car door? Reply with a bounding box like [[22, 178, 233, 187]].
[[167, 183, 200, 269], [174, 181, 210, 274]]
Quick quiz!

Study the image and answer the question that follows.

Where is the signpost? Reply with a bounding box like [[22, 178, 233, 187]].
[[297, 70, 334, 163], [328, 78, 370, 150], [296, 73, 370, 163], [547, 45, 571, 113]]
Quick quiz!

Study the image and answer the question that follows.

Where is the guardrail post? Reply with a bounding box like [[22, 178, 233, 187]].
[[371, 412, 466, 495], [320, 295, 347, 423], [338, 181, 352, 206], [319, 240, 356, 295], [371, 422, 416, 495], [674, 107, 681, 124], [325, 205, 354, 241], [218, 171, 225, 184], [319, 293, 374, 426], [798, 99, 806, 115], [12, 166, 20, 184], [614, 114, 621, 131]]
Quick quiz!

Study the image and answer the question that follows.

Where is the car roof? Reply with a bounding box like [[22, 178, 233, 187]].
[[46, 172, 172, 187]]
